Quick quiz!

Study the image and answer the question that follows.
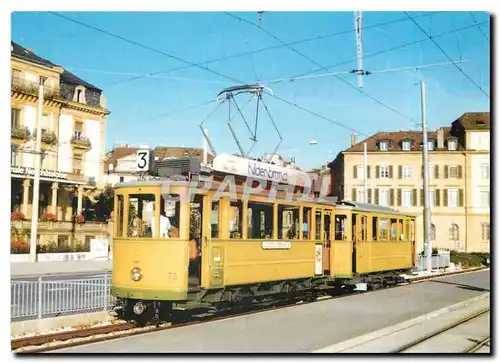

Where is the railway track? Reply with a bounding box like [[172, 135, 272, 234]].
[[392, 307, 490, 353], [11, 266, 489, 353]]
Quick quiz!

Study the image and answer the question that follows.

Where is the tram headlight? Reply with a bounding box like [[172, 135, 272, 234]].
[[131, 267, 142, 281]]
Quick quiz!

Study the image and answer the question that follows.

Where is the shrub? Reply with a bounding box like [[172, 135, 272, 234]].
[[450, 250, 488, 269], [72, 214, 85, 224], [40, 212, 57, 222], [11, 212, 25, 221], [11, 240, 29, 254]]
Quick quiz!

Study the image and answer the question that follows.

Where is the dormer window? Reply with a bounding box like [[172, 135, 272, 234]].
[[74, 86, 87, 104], [447, 138, 458, 151], [476, 120, 486, 126], [379, 141, 389, 151], [428, 140, 435, 151], [402, 139, 412, 151]]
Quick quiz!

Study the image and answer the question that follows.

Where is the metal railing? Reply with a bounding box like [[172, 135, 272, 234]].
[[11, 274, 116, 322], [416, 251, 451, 271]]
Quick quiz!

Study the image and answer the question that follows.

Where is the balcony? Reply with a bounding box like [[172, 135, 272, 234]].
[[11, 76, 60, 100], [11, 126, 31, 141], [70, 135, 92, 151], [32, 129, 58, 146]]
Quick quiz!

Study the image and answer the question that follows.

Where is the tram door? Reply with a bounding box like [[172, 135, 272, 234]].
[[322, 211, 333, 274], [188, 195, 204, 288], [351, 213, 358, 273]]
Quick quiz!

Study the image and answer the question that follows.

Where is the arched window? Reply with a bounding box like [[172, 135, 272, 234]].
[[430, 224, 436, 240], [449, 223, 459, 240]]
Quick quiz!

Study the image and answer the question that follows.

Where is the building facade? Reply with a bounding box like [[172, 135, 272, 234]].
[[10, 41, 111, 249], [328, 112, 490, 253], [103, 145, 214, 185]]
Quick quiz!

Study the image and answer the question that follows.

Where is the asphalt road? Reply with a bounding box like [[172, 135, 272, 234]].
[[11, 272, 113, 321], [56, 269, 490, 353]]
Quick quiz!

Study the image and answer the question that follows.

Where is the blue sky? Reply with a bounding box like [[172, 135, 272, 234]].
[[11, 11, 490, 169]]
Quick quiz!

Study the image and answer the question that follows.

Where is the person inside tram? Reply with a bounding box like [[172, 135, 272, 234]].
[[149, 202, 172, 238]]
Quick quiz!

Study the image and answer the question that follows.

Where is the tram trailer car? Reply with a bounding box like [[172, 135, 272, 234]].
[[111, 179, 417, 324]]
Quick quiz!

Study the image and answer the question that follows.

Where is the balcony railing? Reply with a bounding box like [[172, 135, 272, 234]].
[[11, 220, 109, 232], [70, 136, 92, 150], [11, 76, 60, 99], [11, 126, 31, 140]]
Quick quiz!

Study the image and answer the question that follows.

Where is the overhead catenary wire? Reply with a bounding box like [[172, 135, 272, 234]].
[[404, 11, 489, 98], [97, 12, 442, 88], [469, 12, 489, 40], [225, 11, 417, 124], [284, 20, 488, 80], [48, 11, 246, 86]]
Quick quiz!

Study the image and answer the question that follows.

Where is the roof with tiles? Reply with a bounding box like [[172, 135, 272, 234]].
[[452, 112, 490, 131], [11, 41, 101, 91], [344, 127, 457, 152]]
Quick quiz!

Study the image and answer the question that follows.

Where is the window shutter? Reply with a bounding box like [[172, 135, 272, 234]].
[[389, 165, 394, 178], [397, 189, 402, 206], [390, 189, 395, 206], [444, 165, 449, 179], [376, 165, 380, 179], [367, 165, 371, 179], [398, 165, 402, 179], [353, 165, 357, 179], [458, 165, 463, 179], [435, 164, 439, 179], [368, 189, 372, 204], [436, 189, 440, 206], [352, 188, 356, 202], [412, 189, 417, 206], [459, 189, 464, 206], [375, 189, 379, 204], [420, 188, 424, 206], [443, 189, 448, 206]]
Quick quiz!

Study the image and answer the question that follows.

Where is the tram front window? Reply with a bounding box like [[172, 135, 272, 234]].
[[158, 195, 181, 238], [127, 194, 156, 238]]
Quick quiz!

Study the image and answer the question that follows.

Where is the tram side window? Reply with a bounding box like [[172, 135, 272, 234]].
[[379, 217, 389, 240], [390, 218, 398, 240], [229, 201, 243, 239], [335, 215, 347, 240], [405, 220, 410, 241], [360, 215, 368, 241], [372, 217, 378, 241], [248, 202, 273, 239], [157, 195, 181, 238], [117, 195, 124, 237], [127, 194, 156, 238], [278, 205, 300, 240], [315, 210, 322, 240], [398, 219, 404, 240], [211, 201, 220, 238], [303, 207, 312, 240]]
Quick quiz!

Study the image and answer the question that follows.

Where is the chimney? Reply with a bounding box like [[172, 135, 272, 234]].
[[437, 128, 444, 149], [351, 133, 358, 147]]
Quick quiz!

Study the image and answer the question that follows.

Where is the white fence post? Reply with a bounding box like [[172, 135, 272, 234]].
[[37, 276, 43, 320], [103, 272, 108, 311]]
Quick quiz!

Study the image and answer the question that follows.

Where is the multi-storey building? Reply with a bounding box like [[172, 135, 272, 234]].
[[10, 41, 111, 249], [328, 112, 490, 253]]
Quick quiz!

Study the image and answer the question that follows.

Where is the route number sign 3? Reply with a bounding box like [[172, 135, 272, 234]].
[[137, 149, 150, 171]]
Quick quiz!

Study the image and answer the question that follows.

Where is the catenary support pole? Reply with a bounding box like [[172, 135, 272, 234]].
[[363, 142, 368, 203], [420, 80, 432, 274], [29, 76, 46, 263]]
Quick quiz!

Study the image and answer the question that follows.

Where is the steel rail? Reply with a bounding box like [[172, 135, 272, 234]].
[[12, 266, 488, 353]]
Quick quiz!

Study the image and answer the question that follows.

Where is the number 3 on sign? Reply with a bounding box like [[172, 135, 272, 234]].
[[137, 150, 150, 171]]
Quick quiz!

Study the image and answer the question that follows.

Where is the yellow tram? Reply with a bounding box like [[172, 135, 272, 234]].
[[110, 155, 417, 324]]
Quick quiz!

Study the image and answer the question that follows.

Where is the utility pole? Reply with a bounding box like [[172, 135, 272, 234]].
[[29, 76, 46, 263], [420, 80, 432, 274], [354, 11, 364, 88], [363, 142, 368, 203]]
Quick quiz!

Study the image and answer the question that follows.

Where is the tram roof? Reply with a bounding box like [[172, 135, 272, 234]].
[[334, 200, 414, 216]]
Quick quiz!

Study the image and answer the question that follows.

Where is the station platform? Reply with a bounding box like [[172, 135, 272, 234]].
[[11, 260, 112, 279], [56, 269, 490, 353]]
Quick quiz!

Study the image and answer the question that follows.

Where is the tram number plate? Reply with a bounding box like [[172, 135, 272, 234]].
[[262, 241, 291, 250], [167, 272, 177, 281]]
